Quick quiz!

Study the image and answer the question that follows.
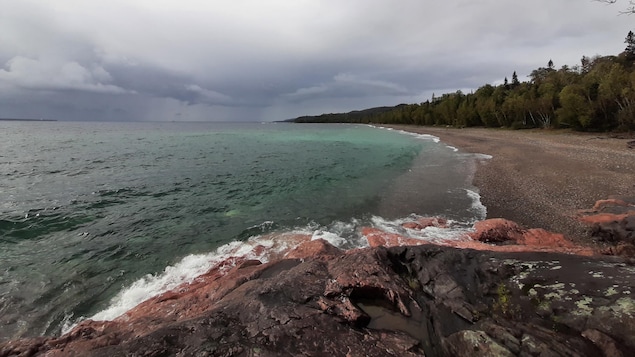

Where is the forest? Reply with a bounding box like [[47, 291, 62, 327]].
[[293, 32, 635, 132]]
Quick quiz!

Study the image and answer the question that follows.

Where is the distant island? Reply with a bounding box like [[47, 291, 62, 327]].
[[0, 118, 57, 122]]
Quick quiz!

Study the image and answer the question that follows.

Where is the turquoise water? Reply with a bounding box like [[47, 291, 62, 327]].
[[0, 121, 483, 340]]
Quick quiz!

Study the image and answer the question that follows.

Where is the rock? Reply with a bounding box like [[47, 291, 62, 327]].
[[3, 245, 633, 356], [469, 218, 525, 243], [363, 227, 427, 248], [363, 219, 595, 256], [579, 197, 635, 255], [284, 238, 342, 259], [593, 199, 632, 211], [519, 228, 572, 248], [582, 329, 624, 357], [402, 217, 449, 230], [444, 330, 515, 357]]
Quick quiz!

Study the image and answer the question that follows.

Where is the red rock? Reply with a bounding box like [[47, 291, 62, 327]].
[[519, 229, 573, 248], [362, 221, 595, 256], [401, 221, 423, 230], [2, 245, 633, 356], [401, 217, 448, 230], [592, 198, 632, 211], [284, 239, 342, 259], [362, 227, 427, 248], [469, 218, 525, 243], [579, 213, 633, 225], [578, 197, 635, 256]]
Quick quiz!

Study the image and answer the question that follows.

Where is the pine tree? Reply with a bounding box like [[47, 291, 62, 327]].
[[511, 71, 520, 87], [624, 30, 635, 59]]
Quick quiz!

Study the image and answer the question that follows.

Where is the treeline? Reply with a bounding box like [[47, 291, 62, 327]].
[[293, 33, 635, 132]]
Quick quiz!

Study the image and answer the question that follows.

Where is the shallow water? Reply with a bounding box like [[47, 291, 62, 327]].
[[0, 121, 485, 340]]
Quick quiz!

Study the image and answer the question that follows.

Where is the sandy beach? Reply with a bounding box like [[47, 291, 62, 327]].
[[385, 125, 635, 245]]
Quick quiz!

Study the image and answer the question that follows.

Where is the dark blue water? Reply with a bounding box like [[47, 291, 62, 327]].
[[0, 121, 485, 340]]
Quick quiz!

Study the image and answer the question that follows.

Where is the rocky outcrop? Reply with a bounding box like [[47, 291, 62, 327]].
[[2, 241, 634, 357], [365, 218, 596, 256], [578, 197, 635, 257], [401, 217, 448, 230]]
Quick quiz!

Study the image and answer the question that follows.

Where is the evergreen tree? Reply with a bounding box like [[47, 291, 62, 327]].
[[624, 30, 635, 59], [511, 71, 520, 87], [503, 77, 509, 89]]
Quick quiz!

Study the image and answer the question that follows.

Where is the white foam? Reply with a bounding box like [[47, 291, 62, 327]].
[[64, 236, 281, 332], [311, 230, 347, 247], [466, 189, 487, 221], [370, 215, 470, 243], [474, 153, 493, 160], [68, 210, 481, 332], [368, 124, 441, 143], [85, 251, 229, 323]]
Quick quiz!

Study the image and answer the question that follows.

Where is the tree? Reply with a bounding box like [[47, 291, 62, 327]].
[[511, 71, 520, 87], [595, 0, 635, 14], [625, 31, 635, 59], [548, 59, 554, 69], [557, 84, 593, 129], [581, 56, 592, 73]]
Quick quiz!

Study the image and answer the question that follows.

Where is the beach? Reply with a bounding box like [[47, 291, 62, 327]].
[[3, 124, 635, 356], [385, 125, 635, 245]]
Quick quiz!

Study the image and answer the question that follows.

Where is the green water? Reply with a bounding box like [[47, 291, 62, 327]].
[[0, 121, 481, 340]]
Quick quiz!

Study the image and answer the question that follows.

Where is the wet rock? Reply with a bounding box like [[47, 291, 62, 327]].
[[283, 238, 343, 259], [444, 330, 515, 357], [469, 218, 525, 243], [582, 329, 624, 357], [579, 197, 635, 256], [402, 217, 449, 230], [364, 220, 596, 256], [2, 245, 634, 356], [363, 227, 427, 248]]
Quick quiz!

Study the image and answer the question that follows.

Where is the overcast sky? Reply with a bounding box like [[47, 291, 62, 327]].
[[0, 0, 632, 122]]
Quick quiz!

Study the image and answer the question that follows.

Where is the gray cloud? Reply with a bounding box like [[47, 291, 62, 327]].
[[0, 0, 632, 121]]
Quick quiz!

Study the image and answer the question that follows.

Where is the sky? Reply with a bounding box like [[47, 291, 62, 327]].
[[0, 0, 633, 122]]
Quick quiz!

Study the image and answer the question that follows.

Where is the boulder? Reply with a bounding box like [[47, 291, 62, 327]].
[[469, 218, 524, 243], [402, 217, 449, 230], [579, 197, 635, 256]]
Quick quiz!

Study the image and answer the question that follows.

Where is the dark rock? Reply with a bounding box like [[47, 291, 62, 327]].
[[579, 197, 635, 256], [2, 244, 634, 356]]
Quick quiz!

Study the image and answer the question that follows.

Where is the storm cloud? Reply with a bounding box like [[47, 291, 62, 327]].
[[0, 0, 632, 121]]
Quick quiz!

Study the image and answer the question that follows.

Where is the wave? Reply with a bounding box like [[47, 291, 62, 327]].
[[62, 125, 492, 333], [367, 124, 441, 144], [64, 197, 488, 333]]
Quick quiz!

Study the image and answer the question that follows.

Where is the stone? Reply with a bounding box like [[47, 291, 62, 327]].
[[579, 197, 635, 255], [469, 218, 524, 243], [402, 217, 449, 230], [2, 234, 632, 356]]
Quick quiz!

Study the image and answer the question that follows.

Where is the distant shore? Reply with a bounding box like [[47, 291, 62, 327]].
[[384, 125, 635, 245], [0, 118, 56, 122]]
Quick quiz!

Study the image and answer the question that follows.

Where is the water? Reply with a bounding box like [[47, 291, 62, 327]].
[[0, 121, 486, 341]]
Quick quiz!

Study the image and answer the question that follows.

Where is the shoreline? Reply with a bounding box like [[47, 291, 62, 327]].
[[3, 125, 635, 356], [384, 125, 635, 245]]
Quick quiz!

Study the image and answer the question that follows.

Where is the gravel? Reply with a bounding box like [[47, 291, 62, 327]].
[[386, 125, 635, 245]]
